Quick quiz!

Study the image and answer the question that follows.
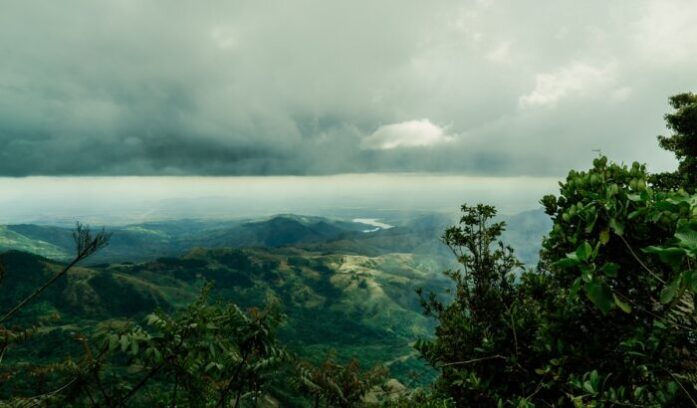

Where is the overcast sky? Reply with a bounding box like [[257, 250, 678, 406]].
[[1, 0, 695, 177]]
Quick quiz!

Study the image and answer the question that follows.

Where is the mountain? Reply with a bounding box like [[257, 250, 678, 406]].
[[4, 223, 181, 263], [0, 215, 369, 263], [0, 250, 171, 322], [0, 245, 451, 383], [0, 210, 551, 266], [0, 225, 69, 259], [185, 214, 367, 249]]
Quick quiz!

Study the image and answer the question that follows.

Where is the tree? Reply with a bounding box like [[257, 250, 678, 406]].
[[652, 92, 697, 191], [415, 204, 540, 406], [2, 284, 291, 407], [536, 156, 697, 406], [416, 158, 697, 407]]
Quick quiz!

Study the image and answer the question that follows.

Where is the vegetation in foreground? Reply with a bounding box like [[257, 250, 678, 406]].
[[0, 93, 696, 406]]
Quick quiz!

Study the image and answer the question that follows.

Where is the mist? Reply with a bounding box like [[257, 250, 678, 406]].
[[0, 174, 558, 225]]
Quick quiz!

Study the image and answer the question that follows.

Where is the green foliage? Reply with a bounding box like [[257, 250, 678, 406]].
[[537, 156, 697, 406], [380, 389, 455, 408], [652, 92, 697, 191], [297, 353, 388, 408], [415, 204, 536, 406], [416, 155, 697, 406], [2, 285, 291, 407]]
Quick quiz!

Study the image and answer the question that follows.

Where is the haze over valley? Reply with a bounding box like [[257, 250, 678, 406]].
[[0, 175, 557, 226]]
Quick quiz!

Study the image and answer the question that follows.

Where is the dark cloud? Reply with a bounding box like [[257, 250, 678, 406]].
[[0, 0, 695, 176]]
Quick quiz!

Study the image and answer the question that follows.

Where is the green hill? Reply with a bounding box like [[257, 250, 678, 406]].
[[0, 210, 550, 266], [1, 215, 375, 263], [0, 245, 451, 384]]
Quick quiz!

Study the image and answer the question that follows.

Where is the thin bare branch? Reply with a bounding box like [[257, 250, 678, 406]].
[[0, 223, 110, 324], [440, 354, 506, 367], [617, 233, 666, 284]]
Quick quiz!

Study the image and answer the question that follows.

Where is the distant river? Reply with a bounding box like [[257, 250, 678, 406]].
[[352, 218, 394, 230]]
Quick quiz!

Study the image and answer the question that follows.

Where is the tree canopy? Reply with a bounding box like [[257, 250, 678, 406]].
[[652, 92, 697, 191]]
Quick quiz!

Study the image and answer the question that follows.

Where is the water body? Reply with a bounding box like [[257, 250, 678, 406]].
[[352, 218, 394, 230]]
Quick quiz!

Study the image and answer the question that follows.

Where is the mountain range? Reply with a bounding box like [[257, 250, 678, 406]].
[[0, 210, 550, 265]]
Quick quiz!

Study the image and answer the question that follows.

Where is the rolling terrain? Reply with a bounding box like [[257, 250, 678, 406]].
[[0, 246, 450, 384], [0, 209, 551, 386], [0, 210, 549, 265]]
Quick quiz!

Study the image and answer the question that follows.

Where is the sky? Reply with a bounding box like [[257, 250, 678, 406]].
[[1, 0, 695, 178]]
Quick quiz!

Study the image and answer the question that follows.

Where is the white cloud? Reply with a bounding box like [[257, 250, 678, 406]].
[[360, 119, 454, 150], [519, 62, 616, 108]]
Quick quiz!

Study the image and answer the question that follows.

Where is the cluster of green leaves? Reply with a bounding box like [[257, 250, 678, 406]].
[[297, 353, 388, 408], [539, 156, 697, 406], [1, 284, 292, 407]]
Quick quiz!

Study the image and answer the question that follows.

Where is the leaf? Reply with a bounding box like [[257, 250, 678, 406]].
[[554, 257, 580, 268], [119, 336, 130, 353], [585, 279, 614, 314], [108, 335, 119, 351], [609, 218, 624, 236], [580, 264, 595, 283], [655, 200, 679, 211], [601, 262, 619, 278], [583, 380, 596, 394], [660, 276, 681, 304], [613, 294, 632, 313], [153, 348, 162, 362], [675, 224, 697, 251], [576, 241, 593, 262], [643, 246, 686, 268], [628, 209, 643, 220], [584, 211, 599, 233], [685, 269, 697, 292], [599, 228, 610, 245], [590, 370, 600, 388]]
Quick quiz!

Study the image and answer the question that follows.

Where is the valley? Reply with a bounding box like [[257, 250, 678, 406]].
[[0, 209, 550, 391]]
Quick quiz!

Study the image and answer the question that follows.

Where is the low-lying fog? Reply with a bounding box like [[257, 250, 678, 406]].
[[0, 175, 559, 226]]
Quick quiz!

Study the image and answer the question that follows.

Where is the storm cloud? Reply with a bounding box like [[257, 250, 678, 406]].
[[0, 0, 695, 176]]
